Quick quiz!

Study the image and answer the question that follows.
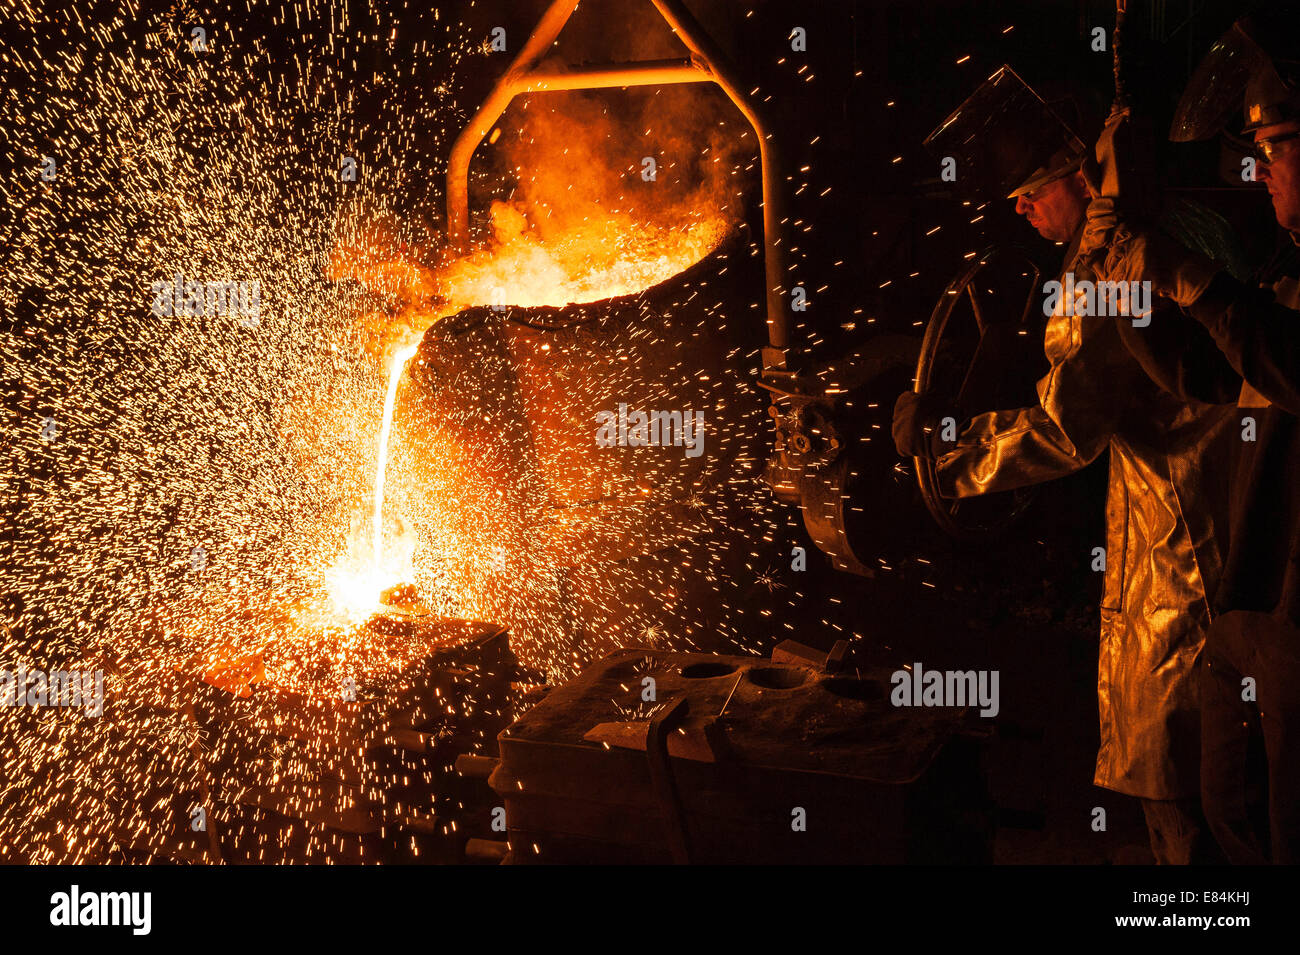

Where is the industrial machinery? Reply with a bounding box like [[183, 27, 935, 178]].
[[481, 646, 994, 864], [442, 0, 894, 576], [910, 246, 1049, 540]]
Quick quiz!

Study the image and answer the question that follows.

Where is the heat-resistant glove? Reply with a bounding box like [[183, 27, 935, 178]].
[[1074, 104, 1133, 264], [1075, 195, 1119, 278], [1095, 226, 1223, 307], [1073, 104, 1165, 284], [892, 390, 956, 459]]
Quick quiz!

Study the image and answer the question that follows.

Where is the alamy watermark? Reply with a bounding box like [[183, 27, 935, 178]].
[[1, 666, 105, 715], [50, 885, 150, 935], [890, 661, 999, 717], [595, 403, 704, 459], [1043, 273, 1152, 326], [151, 273, 260, 325]]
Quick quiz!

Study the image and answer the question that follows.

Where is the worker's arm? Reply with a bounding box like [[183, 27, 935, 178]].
[[1186, 272, 1300, 414], [1083, 207, 1300, 412], [1113, 307, 1243, 406], [934, 313, 1142, 498]]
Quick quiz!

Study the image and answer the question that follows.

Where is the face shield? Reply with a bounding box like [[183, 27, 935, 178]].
[[924, 65, 1087, 200], [1170, 13, 1300, 142]]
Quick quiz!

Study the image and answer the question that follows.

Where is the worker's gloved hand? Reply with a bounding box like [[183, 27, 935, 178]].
[[1074, 106, 1132, 260], [1092, 105, 1136, 198], [1075, 104, 1152, 272], [1096, 227, 1222, 307], [1072, 197, 1118, 284], [1077, 195, 1119, 266], [892, 391, 957, 459]]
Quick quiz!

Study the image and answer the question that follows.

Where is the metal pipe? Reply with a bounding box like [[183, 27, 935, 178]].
[[446, 0, 581, 248], [444, 0, 790, 370], [465, 838, 509, 862], [517, 58, 711, 93], [648, 0, 791, 362], [454, 753, 500, 779]]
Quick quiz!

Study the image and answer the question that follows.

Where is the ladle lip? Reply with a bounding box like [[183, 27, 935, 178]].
[[425, 224, 747, 339]]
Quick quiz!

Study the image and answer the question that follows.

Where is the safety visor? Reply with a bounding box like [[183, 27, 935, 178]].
[[1169, 22, 1266, 142], [924, 65, 1087, 200]]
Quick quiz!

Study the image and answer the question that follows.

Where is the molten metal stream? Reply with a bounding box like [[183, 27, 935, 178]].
[[373, 344, 418, 568]]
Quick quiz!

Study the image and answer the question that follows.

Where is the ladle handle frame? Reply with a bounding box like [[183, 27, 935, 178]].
[[445, 0, 792, 374]]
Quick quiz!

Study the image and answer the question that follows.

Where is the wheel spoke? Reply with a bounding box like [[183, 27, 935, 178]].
[[966, 284, 988, 334], [955, 331, 986, 407], [1017, 265, 1043, 326]]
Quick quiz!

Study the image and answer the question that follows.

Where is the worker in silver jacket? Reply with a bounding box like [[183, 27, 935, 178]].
[[1077, 9, 1300, 863], [894, 68, 1245, 863]]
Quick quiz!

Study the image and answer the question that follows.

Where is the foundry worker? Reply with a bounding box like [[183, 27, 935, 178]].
[[893, 67, 1246, 863], [1076, 10, 1300, 864]]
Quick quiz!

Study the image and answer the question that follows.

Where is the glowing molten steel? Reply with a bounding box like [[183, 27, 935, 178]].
[[325, 344, 419, 621], [374, 343, 420, 564], [434, 201, 729, 312]]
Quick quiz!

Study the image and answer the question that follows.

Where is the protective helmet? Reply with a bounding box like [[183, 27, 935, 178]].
[[924, 65, 1089, 199], [1170, 9, 1300, 141]]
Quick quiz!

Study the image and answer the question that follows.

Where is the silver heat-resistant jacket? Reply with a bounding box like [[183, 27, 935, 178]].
[[935, 229, 1237, 799]]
